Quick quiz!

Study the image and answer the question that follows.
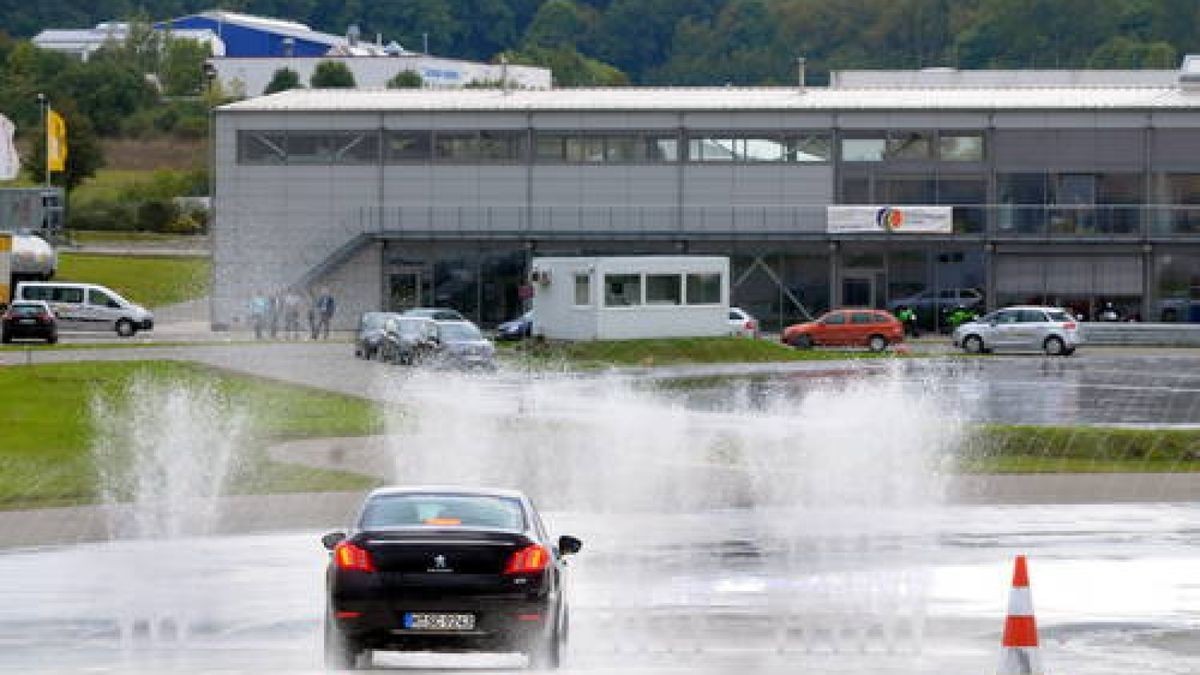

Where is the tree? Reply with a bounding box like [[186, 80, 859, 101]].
[[387, 70, 424, 88], [524, 0, 594, 49], [502, 46, 628, 86], [264, 67, 302, 94], [21, 101, 104, 192], [310, 60, 356, 87], [160, 36, 212, 97]]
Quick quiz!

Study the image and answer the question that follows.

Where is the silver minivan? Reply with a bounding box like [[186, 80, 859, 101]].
[[952, 305, 1081, 356], [14, 282, 154, 337]]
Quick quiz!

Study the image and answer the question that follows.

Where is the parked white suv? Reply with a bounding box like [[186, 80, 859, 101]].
[[952, 306, 1080, 356], [14, 282, 154, 337]]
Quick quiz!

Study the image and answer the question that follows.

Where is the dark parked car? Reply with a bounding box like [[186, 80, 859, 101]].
[[322, 486, 582, 670], [402, 307, 468, 322], [354, 312, 402, 359], [1, 301, 58, 344], [434, 320, 496, 369], [497, 310, 533, 341], [379, 316, 439, 365]]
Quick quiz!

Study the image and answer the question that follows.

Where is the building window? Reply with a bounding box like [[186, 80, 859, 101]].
[[385, 131, 433, 162], [534, 132, 681, 163], [645, 274, 682, 305], [787, 133, 832, 162], [604, 274, 641, 307], [434, 130, 525, 162], [286, 131, 380, 164], [565, 136, 606, 162], [574, 273, 591, 306], [885, 132, 933, 160], [237, 131, 287, 164], [841, 137, 886, 162], [939, 133, 985, 161], [646, 136, 679, 162], [686, 273, 721, 305]]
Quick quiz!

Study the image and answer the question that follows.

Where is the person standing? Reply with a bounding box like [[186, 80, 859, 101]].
[[283, 288, 303, 339], [249, 290, 269, 340], [313, 287, 336, 340], [268, 289, 281, 339]]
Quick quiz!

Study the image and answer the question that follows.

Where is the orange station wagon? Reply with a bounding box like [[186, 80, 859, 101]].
[[781, 309, 904, 352]]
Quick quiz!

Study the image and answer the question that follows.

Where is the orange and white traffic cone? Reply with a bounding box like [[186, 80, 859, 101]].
[[998, 554, 1043, 674]]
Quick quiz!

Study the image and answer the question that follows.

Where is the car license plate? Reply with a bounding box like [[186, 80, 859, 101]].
[[18, 319, 35, 325], [404, 612, 475, 631]]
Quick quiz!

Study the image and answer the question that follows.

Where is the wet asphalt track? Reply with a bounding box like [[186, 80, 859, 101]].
[[0, 503, 1198, 673]]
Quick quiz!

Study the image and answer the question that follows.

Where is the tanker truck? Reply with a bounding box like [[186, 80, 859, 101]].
[[0, 232, 57, 307]]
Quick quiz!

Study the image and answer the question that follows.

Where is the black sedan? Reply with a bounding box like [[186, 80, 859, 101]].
[[322, 486, 582, 670], [1, 301, 58, 344]]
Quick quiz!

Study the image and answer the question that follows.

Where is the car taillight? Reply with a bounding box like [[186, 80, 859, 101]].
[[333, 541, 375, 573], [38, 313, 53, 324], [744, 320, 755, 331], [504, 544, 550, 575], [1064, 322, 1077, 330]]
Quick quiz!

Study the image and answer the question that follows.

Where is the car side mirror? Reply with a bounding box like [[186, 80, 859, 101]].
[[321, 531, 346, 550], [558, 535, 582, 556]]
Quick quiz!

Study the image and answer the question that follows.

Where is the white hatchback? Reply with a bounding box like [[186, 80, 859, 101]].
[[952, 306, 1081, 356], [728, 307, 759, 338]]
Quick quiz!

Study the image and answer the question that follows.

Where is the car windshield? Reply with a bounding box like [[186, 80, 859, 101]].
[[361, 313, 390, 330], [439, 323, 483, 342], [360, 493, 525, 530]]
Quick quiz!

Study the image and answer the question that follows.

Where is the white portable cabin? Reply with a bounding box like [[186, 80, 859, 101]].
[[530, 256, 729, 340]]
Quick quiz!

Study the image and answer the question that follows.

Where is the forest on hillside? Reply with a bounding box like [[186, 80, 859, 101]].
[[2, 0, 1199, 85]]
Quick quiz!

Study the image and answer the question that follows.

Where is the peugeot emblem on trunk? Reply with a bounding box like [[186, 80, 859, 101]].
[[433, 554, 447, 569]]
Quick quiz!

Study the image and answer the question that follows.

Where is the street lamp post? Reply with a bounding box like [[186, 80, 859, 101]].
[[36, 92, 48, 188]]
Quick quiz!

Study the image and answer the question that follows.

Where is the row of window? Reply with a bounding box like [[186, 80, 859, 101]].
[[236, 129, 984, 165], [840, 172, 1200, 206], [574, 272, 723, 308]]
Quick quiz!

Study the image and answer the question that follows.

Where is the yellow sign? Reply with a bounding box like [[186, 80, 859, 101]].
[[47, 109, 67, 172]]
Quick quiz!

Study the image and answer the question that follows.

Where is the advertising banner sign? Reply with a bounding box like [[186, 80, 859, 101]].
[[827, 206, 953, 234], [0, 233, 11, 304]]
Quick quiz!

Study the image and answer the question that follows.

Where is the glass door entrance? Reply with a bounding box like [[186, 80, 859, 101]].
[[841, 274, 876, 308], [388, 272, 423, 311]]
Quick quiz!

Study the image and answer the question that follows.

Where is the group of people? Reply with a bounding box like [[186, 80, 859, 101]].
[[249, 287, 336, 340]]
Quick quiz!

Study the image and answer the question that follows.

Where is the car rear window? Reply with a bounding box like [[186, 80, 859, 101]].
[[8, 304, 44, 317], [1018, 309, 1047, 323], [361, 494, 525, 530]]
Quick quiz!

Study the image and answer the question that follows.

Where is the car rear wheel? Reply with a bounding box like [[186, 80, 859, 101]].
[[46, 334, 58, 345], [789, 334, 813, 349], [1, 331, 10, 344], [1043, 336, 1066, 356], [962, 335, 984, 354], [867, 334, 888, 353], [116, 319, 136, 338], [323, 614, 364, 670], [527, 613, 563, 670]]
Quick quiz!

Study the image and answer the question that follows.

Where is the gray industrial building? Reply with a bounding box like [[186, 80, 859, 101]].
[[212, 58, 1200, 331]]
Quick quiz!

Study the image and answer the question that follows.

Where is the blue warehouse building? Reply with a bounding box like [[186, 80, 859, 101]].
[[159, 10, 359, 58]]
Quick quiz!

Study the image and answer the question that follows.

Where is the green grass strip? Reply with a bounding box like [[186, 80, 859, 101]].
[[0, 361, 382, 510]]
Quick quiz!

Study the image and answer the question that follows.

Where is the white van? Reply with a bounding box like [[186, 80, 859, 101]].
[[14, 282, 154, 337]]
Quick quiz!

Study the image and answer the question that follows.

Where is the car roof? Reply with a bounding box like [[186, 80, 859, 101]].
[[366, 485, 528, 501], [998, 305, 1067, 311]]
